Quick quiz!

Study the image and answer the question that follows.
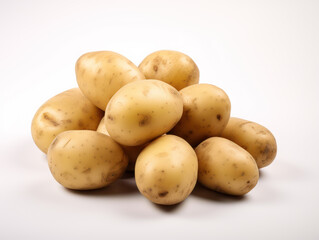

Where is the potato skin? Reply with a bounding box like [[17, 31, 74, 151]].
[[135, 135, 198, 205], [220, 117, 277, 168], [97, 117, 145, 171], [138, 50, 199, 90], [195, 137, 259, 196], [75, 51, 145, 110], [47, 130, 128, 190], [31, 88, 103, 153], [170, 84, 231, 147], [105, 80, 183, 146]]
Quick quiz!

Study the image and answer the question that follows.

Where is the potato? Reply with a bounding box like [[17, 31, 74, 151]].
[[135, 135, 198, 205], [75, 51, 145, 110], [138, 50, 199, 90], [47, 130, 128, 190], [31, 88, 103, 153], [220, 117, 277, 168], [195, 137, 259, 196], [105, 80, 183, 146], [170, 83, 231, 147], [97, 117, 145, 171]]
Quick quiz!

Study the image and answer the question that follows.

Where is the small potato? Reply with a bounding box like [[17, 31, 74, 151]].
[[47, 130, 128, 190], [220, 117, 277, 168], [97, 117, 145, 171], [76, 51, 145, 110], [135, 135, 198, 205], [139, 50, 199, 90], [195, 137, 259, 196], [105, 80, 183, 146], [170, 84, 231, 147], [31, 88, 103, 153]]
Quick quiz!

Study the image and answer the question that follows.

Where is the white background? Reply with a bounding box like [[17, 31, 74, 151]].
[[1, 0, 319, 239]]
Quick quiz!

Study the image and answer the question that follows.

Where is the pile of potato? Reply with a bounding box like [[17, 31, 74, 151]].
[[31, 50, 277, 205]]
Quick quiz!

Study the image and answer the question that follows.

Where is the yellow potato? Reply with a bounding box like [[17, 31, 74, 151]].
[[195, 137, 259, 196], [105, 80, 183, 146], [138, 50, 199, 90], [170, 83, 231, 147], [97, 117, 145, 171], [75, 51, 145, 110], [220, 117, 277, 168], [135, 135, 198, 205], [47, 130, 128, 190], [31, 88, 103, 153]]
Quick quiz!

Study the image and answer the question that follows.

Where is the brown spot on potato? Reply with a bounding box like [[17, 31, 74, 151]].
[[158, 191, 168, 197], [216, 114, 222, 121], [43, 112, 59, 126], [153, 65, 158, 72], [107, 114, 114, 121], [138, 114, 151, 126], [261, 144, 270, 155], [82, 168, 91, 174]]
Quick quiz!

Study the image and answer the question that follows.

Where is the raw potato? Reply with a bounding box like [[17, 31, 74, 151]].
[[76, 51, 145, 110], [105, 80, 183, 146], [135, 135, 198, 205], [195, 137, 259, 196], [97, 117, 145, 171], [170, 84, 231, 147], [31, 88, 103, 153], [47, 130, 128, 190], [139, 50, 199, 90], [220, 117, 277, 168]]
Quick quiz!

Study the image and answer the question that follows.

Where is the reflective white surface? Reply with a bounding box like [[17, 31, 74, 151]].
[[1, 0, 319, 239]]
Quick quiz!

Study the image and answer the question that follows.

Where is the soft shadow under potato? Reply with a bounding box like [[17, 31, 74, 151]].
[[64, 177, 138, 197], [191, 183, 246, 203]]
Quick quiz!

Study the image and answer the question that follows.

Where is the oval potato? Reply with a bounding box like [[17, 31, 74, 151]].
[[170, 84, 231, 147], [105, 80, 183, 146], [97, 117, 145, 171], [139, 50, 199, 90], [47, 130, 128, 190], [31, 88, 103, 153], [135, 135, 198, 205], [220, 117, 277, 168], [195, 137, 259, 196], [76, 51, 145, 110]]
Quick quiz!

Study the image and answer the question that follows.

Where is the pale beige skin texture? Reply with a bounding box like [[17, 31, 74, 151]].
[[31, 88, 103, 154], [105, 80, 183, 146], [75, 51, 145, 110], [47, 130, 128, 190], [195, 137, 259, 196], [135, 135, 198, 205], [220, 117, 277, 168], [170, 84, 231, 147], [97, 117, 145, 171], [138, 50, 199, 90]]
